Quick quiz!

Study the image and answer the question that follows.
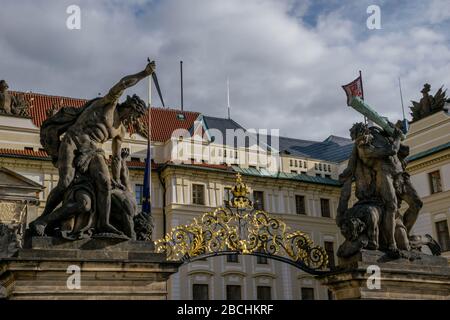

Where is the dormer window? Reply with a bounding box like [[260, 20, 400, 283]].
[[176, 113, 186, 121]]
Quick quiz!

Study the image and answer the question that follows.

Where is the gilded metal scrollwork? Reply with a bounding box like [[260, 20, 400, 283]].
[[155, 173, 329, 274]]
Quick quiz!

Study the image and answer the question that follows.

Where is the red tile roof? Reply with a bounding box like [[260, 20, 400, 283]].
[[125, 160, 159, 170], [10, 91, 200, 142], [0, 148, 50, 159], [134, 107, 200, 142], [11, 91, 87, 127]]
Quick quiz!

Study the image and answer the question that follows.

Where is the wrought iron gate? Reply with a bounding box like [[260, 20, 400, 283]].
[[155, 174, 329, 275]]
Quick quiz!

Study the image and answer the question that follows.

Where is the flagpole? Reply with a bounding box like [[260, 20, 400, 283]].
[[227, 77, 231, 119], [359, 70, 368, 125], [359, 70, 364, 101], [146, 74, 152, 216], [180, 60, 184, 111], [398, 77, 406, 120], [148, 72, 152, 110], [398, 77, 408, 133]]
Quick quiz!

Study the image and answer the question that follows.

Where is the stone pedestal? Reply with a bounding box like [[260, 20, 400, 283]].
[[318, 250, 450, 300], [0, 237, 180, 300]]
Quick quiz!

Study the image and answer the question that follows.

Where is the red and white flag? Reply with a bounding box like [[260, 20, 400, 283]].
[[342, 74, 364, 106]]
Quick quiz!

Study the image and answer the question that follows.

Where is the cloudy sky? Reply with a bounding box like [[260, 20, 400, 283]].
[[1, 0, 449, 141]]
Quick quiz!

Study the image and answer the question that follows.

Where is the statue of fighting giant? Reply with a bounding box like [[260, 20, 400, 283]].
[[30, 61, 156, 239], [337, 95, 441, 258]]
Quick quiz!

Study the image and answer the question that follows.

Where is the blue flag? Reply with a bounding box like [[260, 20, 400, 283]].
[[142, 140, 151, 215]]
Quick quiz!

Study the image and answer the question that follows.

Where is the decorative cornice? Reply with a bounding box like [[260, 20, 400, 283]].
[[407, 111, 450, 137], [251, 272, 277, 279], [187, 270, 215, 276], [0, 113, 32, 120], [220, 270, 248, 278], [0, 125, 39, 133], [407, 152, 450, 173], [407, 142, 450, 162]]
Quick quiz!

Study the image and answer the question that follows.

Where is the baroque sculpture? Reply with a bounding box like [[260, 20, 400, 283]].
[[410, 83, 449, 122], [0, 80, 31, 117], [29, 61, 156, 240], [337, 98, 442, 258]]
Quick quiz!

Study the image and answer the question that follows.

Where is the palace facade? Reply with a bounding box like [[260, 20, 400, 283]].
[[404, 110, 450, 259], [0, 88, 448, 299]]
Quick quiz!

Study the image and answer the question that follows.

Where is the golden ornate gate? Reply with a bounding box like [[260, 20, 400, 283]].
[[155, 174, 329, 275]]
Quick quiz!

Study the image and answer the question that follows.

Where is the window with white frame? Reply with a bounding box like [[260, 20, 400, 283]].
[[320, 198, 331, 217], [257, 286, 271, 300], [135, 184, 143, 205], [301, 287, 314, 300], [192, 284, 209, 300], [253, 191, 264, 210], [224, 187, 232, 204], [295, 195, 306, 215], [226, 285, 242, 300], [436, 220, 450, 252], [192, 184, 205, 205], [429, 170, 442, 194]]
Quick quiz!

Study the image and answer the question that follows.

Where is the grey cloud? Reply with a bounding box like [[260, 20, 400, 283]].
[[0, 0, 449, 141]]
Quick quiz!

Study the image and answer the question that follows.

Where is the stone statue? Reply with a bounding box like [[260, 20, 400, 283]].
[[133, 211, 154, 241], [337, 122, 441, 258], [0, 80, 12, 114], [30, 61, 156, 239], [0, 80, 31, 117], [30, 147, 139, 240], [0, 223, 24, 257], [46, 100, 64, 118], [410, 83, 449, 122]]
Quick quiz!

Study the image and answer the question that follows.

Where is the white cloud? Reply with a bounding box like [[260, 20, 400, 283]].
[[0, 0, 449, 141], [427, 0, 450, 24]]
